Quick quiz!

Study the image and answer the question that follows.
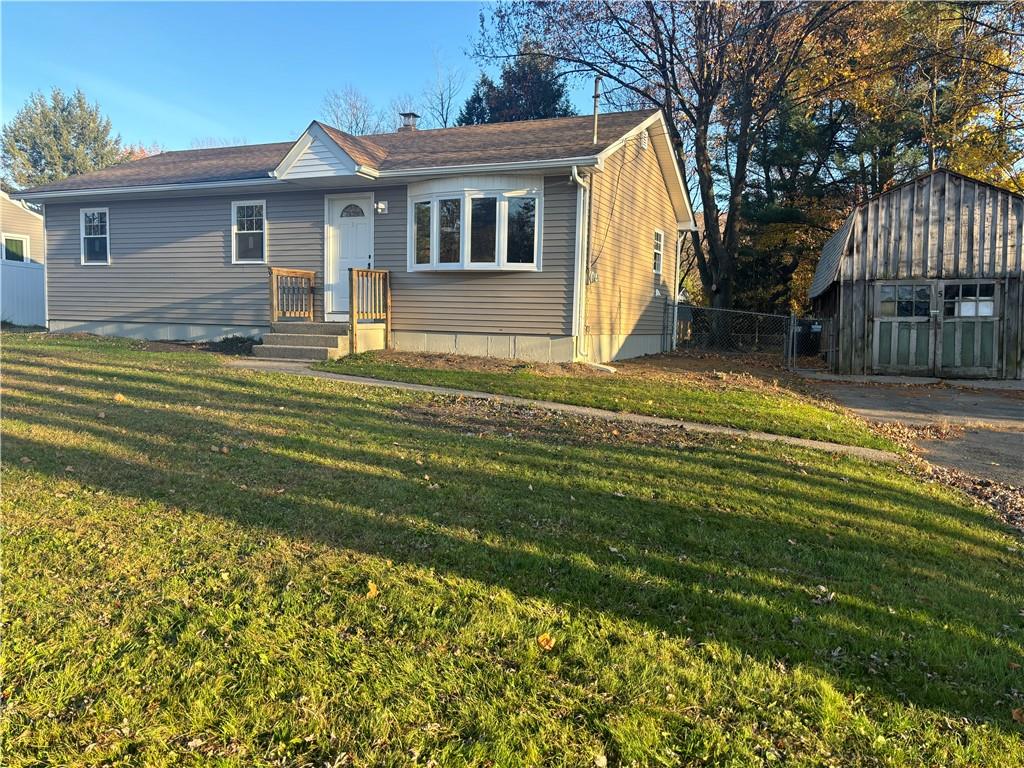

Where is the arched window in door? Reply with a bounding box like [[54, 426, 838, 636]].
[[341, 204, 365, 218]]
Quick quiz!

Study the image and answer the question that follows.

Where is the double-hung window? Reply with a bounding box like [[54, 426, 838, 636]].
[[653, 230, 664, 275], [2, 234, 29, 262], [408, 178, 541, 271], [232, 200, 266, 263], [80, 208, 109, 264]]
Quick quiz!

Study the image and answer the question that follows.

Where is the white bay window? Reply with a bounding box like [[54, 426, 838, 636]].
[[407, 176, 542, 271]]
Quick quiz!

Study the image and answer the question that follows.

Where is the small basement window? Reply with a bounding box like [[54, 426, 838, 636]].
[[2, 234, 28, 262], [80, 208, 109, 264], [232, 200, 266, 263], [407, 177, 542, 271]]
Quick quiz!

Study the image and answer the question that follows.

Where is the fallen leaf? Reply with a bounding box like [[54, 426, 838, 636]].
[[113, 393, 127, 403], [97, 412, 106, 419], [366, 581, 379, 599], [1013, 707, 1024, 724], [1010, 662, 1021, 671], [537, 632, 555, 652]]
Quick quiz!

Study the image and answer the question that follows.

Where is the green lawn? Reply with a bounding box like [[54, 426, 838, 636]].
[[3, 334, 1022, 767], [315, 352, 892, 450]]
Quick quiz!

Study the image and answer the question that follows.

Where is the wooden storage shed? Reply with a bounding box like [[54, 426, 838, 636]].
[[810, 169, 1023, 379]]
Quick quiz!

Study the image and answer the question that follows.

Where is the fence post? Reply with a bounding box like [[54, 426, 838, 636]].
[[787, 313, 796, 369]]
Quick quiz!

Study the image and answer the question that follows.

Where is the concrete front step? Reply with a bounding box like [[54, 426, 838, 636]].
[[270, 321, 349, 335], [252, 345, 346, 361], [262, 332, 347, 348]]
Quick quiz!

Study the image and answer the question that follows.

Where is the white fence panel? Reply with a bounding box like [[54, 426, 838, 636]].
[[1, 260, 45, 327]]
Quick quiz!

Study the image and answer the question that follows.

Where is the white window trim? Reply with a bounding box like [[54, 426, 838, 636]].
[[653, 229, 665, 275], [1, 232, 30, 262], [231, 199, 267, 264], [407, 187, 542, 272], [80, 207, 110, 265]]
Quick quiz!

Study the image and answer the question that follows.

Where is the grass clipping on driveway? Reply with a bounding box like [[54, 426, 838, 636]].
[[3, 334, 1023, 767], [315, 351, 892, 450]]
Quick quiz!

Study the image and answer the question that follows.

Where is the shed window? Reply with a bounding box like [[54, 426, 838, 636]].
[[879, 284, 930, 317], [232, 201, 266, 263], [2, 235, 28, 262], [943, 283, 995, 318], [80, 208, 109, 264]]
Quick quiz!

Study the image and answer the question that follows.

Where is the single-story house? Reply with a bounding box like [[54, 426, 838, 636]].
[[1, 187, 46, 327], [14, 109, 696, 363], [810, 169, 1023, 379]]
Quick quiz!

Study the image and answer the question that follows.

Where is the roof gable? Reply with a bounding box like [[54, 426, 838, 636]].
[[274, 122, 377, 180]]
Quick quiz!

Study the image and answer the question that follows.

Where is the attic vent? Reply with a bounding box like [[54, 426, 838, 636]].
[[639, 130, 650, 151]]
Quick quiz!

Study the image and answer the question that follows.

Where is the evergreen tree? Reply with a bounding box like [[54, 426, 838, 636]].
[[457, 45, 575, 125], [456, 74, 495, 126], [1, 88, 126, 189]]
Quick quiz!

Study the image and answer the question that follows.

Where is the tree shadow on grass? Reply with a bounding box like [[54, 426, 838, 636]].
[[3, 347, 1023, 731]]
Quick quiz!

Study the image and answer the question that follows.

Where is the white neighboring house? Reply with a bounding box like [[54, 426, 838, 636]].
[[1, 188, 46, 327]]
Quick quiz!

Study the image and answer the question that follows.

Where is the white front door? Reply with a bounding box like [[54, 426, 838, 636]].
[[325, 195, 373, 320]]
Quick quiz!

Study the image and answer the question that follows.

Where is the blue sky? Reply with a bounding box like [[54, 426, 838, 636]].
[[1, 1, 593, 150]]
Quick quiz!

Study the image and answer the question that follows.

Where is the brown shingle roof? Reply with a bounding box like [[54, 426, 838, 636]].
[[21, 109, 658, 194], [24, 142, 294, 192]]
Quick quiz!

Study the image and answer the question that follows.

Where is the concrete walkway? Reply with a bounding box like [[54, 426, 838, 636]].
[[228, 358, 900, 464]]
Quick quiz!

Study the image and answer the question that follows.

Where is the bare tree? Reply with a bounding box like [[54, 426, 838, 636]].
[[422, 59, 466, 128], [321, 85, 388, 135], [480, 1, 845, 310]]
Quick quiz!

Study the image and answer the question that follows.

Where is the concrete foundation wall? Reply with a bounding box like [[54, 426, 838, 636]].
[[583, 333, 665, 362], [392, 331, 575, 363], [49, 319, 267, 342]]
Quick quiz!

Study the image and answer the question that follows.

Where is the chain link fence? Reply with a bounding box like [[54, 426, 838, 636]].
[[675, 304, 832, 370]]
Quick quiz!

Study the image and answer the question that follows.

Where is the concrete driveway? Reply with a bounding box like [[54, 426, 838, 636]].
[[811, 382, 1023, 484]]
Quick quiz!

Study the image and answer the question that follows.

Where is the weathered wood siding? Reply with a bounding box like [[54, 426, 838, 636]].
[[823, 171, 1024, 379], [842, 170, 1023, 281]]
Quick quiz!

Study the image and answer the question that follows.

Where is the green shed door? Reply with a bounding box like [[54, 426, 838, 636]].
[[872, 283, 935, 375], [936, 281, 1000, 378]]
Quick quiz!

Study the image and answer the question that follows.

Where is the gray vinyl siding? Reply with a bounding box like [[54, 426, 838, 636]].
[[1, 195, 45, 263], [44, 178, 577, 335], [376, 175, 576, 336]]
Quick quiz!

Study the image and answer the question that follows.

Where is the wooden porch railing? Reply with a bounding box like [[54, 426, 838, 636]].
[[269, 267, 315, 322], [349, 268, 391, 354]]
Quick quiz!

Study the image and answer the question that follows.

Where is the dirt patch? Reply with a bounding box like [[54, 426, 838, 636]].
[[363, 350, 591, 378], [141, 335, 257, 356]]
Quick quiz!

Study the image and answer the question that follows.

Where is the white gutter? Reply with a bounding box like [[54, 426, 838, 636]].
[[13, 176, 284, 201], [15, 157, 602, 201]]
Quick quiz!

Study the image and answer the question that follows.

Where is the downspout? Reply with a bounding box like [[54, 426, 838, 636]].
[[570, 165, 591, 360]]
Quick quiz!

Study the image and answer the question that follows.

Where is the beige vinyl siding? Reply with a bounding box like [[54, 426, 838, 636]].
[[1, 195, 45, 263], [586, 137, 678, 336], [376, 175, 577, 336]]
